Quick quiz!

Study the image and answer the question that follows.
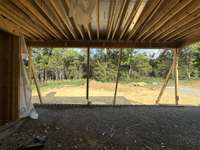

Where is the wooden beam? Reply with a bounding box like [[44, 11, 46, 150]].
[[155, 60, 174, 104], [86, 24, 92, 40], [0, 4, 43, 39], [174, 48, 180, 105], [28, 40, 181, 48], [180, 35, 200, 48], [113, 48, 122, 105], [107, 0, 117, 40], [136, 0, 188, 40], [34, 0, 69, 40], [167, 22, 200, 42], [111, 0, 129, 40], [31, 64, 43, 104], [138, 0, 193, 41], [152, 8, 200, 41], [0, 31, 20, 125], [96, 0, 100, 40], [118, 0, 141, 40], [127, 0, 158, 40], [86, 47, 91, 104], [156, 49, 181, 104], [18, 0, 62, 39], [28, 47, 32, 80], [49, 0, 78, 39], [0, 16, 21, 36]]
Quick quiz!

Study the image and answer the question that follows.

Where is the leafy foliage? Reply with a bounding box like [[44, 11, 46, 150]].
[[33, 45, 200, 82]]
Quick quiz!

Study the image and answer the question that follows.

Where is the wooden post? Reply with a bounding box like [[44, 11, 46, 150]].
[[113, 48, 122, 105], [86, 47, 91, 105], [174, 48, 179, 105], [31, 65, 43, 104], [155, 49, 176, 104], [28, 47, 32, 81], [0, 31, 20, 125], [155, 63, 173, 104]]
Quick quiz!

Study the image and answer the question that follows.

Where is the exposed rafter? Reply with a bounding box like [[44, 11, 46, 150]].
[[0, 0, 199, 48]]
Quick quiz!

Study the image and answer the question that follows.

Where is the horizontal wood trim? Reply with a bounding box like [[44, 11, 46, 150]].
[[27, 40, 181, 48]]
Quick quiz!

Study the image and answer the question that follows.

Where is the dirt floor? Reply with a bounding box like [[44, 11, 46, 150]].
[[1, 105, 200, 150], [32, 80, 200, 105]]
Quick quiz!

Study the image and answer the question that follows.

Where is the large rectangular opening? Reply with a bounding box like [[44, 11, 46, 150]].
[[30, 47, 200, 106]]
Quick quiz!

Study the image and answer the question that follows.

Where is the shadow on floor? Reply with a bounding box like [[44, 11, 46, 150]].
[[32, 91, 143, 105]]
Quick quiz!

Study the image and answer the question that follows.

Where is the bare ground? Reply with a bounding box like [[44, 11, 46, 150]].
[[32, 80, 200, 105], [1, 105, 200, 150]]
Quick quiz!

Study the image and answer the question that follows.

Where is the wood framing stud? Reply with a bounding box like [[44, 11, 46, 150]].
[[113, 48, 123, 105], [156, 48, 181, 105], [174, 48, 180, 105], [31, 65, 43, 104], [28, 47, 32, 80], [155, 61, 174, 104], [86, 47, 91, 105]]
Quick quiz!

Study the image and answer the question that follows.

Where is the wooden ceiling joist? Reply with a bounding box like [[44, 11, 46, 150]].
[[152, 8, 200, 41], [0, 15, 21, 36], [0, 0, 200, 48], [138, 0, 193, 41]]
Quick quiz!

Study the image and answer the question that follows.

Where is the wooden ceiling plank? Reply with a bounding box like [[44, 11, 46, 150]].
[[44, 2, 71, 39], [106, 0, 113, 36], [139, 0, 194, 41], [8, 0, 51, 39], [111, 0, 130, 40], [126, 0, 161, 40], [160, 15, 200, 42], [49, 0, 78, 40], [111, 0, 127, 40], [64, 0, 86, 40], [118, 0, 142, 40], [107, 0, 117, 40], [34, 0, 69, 40], [0, 15, 22, 36], [87, 24, 92, 40], [0, 16, 35, 40], [153, 8, 200, 41], [96, 0, 100, 40], [166, 22, 200, 42], [180, 34, 200, 47], [0, 5, 44, 40], [136, 0, 180, 40], [18, 0, 63, 39], [127, 0, 148, 40]]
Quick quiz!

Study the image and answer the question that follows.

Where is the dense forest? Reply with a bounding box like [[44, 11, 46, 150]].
[[32, 43, 200, 82]]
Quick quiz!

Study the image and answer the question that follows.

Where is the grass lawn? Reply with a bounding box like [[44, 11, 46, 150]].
[[32, 79, 85, 91]]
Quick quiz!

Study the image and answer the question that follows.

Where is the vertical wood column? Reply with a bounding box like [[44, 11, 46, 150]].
[[113, 48, 122, 105], [0, 30, 20, 125], [174, 48, 180, 105], [86, 47, 90, 104], [28, 47, 32, 80]]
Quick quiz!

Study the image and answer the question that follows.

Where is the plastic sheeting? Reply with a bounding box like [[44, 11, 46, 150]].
[[19, 36, 38, 119]]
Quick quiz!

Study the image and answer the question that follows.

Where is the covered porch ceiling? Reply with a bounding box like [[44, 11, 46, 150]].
[[0, 0, 200, 48]]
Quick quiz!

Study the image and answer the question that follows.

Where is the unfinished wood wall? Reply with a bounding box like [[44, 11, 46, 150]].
[[0, 30, 20, 125]]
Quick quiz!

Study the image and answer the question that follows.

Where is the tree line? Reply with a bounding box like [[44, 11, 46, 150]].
[[32, 43, 200, 82]]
